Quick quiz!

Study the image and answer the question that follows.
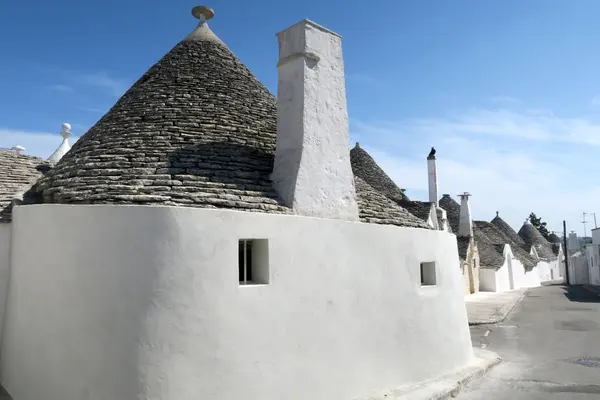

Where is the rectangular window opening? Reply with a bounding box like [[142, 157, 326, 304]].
[[420, 261, 437, 286], [238, 239, 269, 285]]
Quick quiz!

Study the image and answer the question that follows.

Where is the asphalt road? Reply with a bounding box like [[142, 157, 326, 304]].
[[459, 284, 600, 399]]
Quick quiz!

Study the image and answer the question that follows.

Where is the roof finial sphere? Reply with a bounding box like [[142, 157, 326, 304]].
[[192, 6, 215, 21], [61, 122, 71, 132]]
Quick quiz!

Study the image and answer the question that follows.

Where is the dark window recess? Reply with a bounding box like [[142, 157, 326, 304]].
[[239, 240, 254, 283]]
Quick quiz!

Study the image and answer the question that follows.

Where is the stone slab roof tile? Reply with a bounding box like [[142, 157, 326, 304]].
[[350, 144, 408, 203], [491, 214, 526, 247], [34, 25, 290, 215], [548, 233, 561, 243], [439, 194, 460, 234], [355, 177, 431, 229], [397, 199, 432, 223], [0, 150, 49, 222], [518, 223, 556, 261], [456, 236, 471, 261], [473, 228, 505, 270], [475, 220, 537, 271]]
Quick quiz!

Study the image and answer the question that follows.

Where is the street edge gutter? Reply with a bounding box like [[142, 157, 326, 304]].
[[468, 288, 529, 326], [358, 348, 502, 400], [581, 284, 600, 297]]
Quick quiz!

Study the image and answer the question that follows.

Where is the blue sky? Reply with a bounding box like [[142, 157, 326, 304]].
[[2, 0, 600, 236]]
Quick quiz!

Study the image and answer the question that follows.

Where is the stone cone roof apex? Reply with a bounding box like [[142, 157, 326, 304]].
[[185, 6, 226, 47]]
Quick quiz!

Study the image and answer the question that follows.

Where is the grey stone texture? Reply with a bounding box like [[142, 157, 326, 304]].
[[0, 150, 49, 222], [473, 228, 505, 270], [35, 37, 291, 214], [12, 22, 428, 229], [350, 143, 408, 203], [439, 194, 460, 234], [518, 223, 555, 261], [354, 177, 430, 229], [475, 220, 537, 271]]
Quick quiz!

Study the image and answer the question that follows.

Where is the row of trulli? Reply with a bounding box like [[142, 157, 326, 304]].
[[439, 193, 564, 294], [0, 6, 475, 400]]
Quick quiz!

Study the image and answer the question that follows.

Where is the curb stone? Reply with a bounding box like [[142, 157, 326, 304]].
[[468, 289, 528, 326], [357, 348, 501, 400]]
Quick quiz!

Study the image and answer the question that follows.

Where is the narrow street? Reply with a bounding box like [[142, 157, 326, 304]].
[[459, 285, 600, 399]]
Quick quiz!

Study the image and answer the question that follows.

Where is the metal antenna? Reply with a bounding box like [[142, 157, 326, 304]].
[[582, 212, 589, 239]]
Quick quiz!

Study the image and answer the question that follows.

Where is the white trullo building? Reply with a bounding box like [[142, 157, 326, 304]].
[[0, 7, 476, 400]]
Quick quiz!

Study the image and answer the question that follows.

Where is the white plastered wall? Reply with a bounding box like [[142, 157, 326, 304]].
[[0, 224, 11, 350], [479, 262, 510, 292], [2, 204, 474, 400]]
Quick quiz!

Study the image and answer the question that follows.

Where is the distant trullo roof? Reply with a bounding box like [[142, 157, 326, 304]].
[[0, 149, 49, 222], [350, 143, 408, 203], [472, 228, 505, 269], [439, 194, 460, 234], [490, 213, 526, 247], [474, 220, 536, 271], [548, 232, 561, 243], [518, 222, 555, 260], [25, 7, 430, 229]]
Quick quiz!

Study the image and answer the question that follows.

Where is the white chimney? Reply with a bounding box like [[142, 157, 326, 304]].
[[457, 192, 473, 237], [271, 19, 359, 221], [47, 122, 72, 164], [427, 147, 438, 206]]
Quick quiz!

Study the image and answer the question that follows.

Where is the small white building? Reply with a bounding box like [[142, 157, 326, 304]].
[[0, 7, 475, 400], [474, 218, 540, 291], [590, 228, 600, 285]]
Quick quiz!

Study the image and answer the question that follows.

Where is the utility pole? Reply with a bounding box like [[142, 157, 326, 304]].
[[563, 220, 570, 285], [582, 212, 589, 239]]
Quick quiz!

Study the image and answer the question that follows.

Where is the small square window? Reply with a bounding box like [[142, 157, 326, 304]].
[[420, 261, 437, 286], [239, 239, 269, 285]]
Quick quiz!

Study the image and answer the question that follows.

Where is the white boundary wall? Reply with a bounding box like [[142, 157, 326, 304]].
[[1, 204, 474, 400], [0, 224, 11, 346]]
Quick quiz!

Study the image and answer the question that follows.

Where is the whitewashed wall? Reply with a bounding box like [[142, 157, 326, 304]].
[[509, 257, 540, 289], [569, 253, 589, 285], [2, 204, 474, 400], [0, 224, 11, 349], [479, 263, 510, 292]]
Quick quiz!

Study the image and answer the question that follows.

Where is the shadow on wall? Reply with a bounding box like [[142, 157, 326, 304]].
[[562, 285, 600, 304], [0, 383, 12, 399]]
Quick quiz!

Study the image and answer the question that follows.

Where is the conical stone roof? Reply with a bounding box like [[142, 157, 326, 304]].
[[350, 143, 408, 203], [472, 228, 505, 269], [491, 213, 526, 246], [0, 150, 49, 221], [35, 8, 289, 214], [518, 222, 555, 260], [439, 194, 460, 234], [475, 220, 536, 271], [354, 177, 430, 229], [548, 232, 561, 243]]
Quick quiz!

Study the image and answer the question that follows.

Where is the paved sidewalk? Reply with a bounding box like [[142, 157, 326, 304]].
[[465, 288, 528, 325]]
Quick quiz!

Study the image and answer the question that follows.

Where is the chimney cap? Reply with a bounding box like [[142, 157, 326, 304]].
[[457, 192, 471, 198], [192, 5, 215, 21], [355, 142, 360, 148], [496, 211, 499, 217]]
